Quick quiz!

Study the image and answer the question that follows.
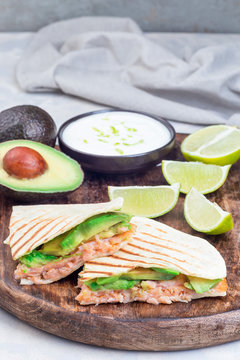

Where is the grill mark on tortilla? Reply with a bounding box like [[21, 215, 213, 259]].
[[134, 237, 198, 259], [9, 214, 50, 242], [82, 270, 114, 276], [11, 217, 52, 246], [9, 218, 22, 228], [111, 254, 166, 268], [30, 218, 73, 248], [12, 217, 63, 258], [120, 246, 188, 272], [144, 224, 167, 233], [128, 242, 187, 263], [9, 222, 31, 242], [119, 249, 172, 267], [87, 260, 131, 268], [25, 217, 69, 254], [138, 231, 195, 249]]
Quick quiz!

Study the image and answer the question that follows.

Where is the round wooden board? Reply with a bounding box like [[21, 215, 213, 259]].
[[0, 134, 240, 351]]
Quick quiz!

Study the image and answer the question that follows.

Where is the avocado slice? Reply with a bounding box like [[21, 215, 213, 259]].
[[20, 250, 58, 268], [151, 267, 180, 277], [0, 140, 83, 202], [96, 221, 131, 239], [85, 267, 180, 291], [96, 276, 120, 285], [186, 276, 222, 293], [0, 105, 57, 147], [39, 231, 72, 256], [86, 279, 139, 291], [122, 267, 179, 281], [40, 212, 131, 256]]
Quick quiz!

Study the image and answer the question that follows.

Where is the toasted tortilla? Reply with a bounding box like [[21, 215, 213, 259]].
[[5, 197, 123, 260], [79, 216, 226, 282]]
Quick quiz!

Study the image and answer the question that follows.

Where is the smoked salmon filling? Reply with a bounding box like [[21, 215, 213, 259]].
[[76, 274, 228, 305], [15, 217, 136, 285]]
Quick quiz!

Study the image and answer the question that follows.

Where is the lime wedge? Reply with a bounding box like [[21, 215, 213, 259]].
[[184, 188, 233, 235], [108, 183, 180, 218], [162, 160, 231, 194], [181, 125, 240, 165]]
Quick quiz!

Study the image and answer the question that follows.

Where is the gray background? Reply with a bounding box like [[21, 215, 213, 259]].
[[1, 0, 240, 33]]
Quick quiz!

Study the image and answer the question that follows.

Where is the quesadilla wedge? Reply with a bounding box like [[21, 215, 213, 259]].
[[76, 216, 227, 305], [4, 198, 136, 285]]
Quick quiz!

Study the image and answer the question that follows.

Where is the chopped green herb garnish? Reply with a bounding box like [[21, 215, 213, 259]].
[[92, 127, 101, 133], [126, 127, 137, 132], [97, 133, 110, 138], [115, 148, 124, 155], [98, 139, 109, 143], [114, 142, 120, 146], [123, 139, 144, 146], [103, 117, 109, 121], [120, 121, 125, 125], [83, 139, 88, 144], [110, 126, 119, 136]]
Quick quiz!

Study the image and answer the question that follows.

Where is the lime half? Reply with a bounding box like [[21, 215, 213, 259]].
[[108, 183, 180, 218], [181, 125, 240, 165], [162, 160, 231, 194], [184, 188, 233, 235]]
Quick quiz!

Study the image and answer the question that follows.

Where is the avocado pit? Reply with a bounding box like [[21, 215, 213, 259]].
[[3, 146, 48, 179]]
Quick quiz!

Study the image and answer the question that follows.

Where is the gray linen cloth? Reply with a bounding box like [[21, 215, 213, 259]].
[[16, 17, 240, 126]]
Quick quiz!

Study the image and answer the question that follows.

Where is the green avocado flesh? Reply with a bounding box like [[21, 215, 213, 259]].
[[85, 268, 222, 293], [185, 276, 222, 294], [40, 212, 131, 256], [85, 267, 180, 291], [20, 250, 58, 268], [88, 279, 139, 291], [0, 140, 83, 193], [19, 212, 131, 267]]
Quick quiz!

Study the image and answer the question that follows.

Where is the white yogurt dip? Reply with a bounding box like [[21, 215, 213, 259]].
[[62, 111, 171, 156]]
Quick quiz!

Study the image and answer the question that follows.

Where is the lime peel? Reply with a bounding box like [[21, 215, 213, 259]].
[[162, 160, 231, 194], [181, 125, 240, 165], [108, 183, 180, 218], [184, 188, 233, 235]]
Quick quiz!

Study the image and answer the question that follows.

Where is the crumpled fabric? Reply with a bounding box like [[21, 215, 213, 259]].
[[16, 17, 240, 127]]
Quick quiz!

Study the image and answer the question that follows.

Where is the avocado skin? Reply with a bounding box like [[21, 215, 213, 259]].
[[41, 213, 131, 256], [0, 105, 57, 147], [0, 183, 78, 203]]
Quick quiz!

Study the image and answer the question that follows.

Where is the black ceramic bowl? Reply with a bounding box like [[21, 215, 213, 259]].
[[58, 109, 175, 174]]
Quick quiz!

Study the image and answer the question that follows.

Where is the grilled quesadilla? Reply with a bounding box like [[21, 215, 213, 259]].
[[77, 216, 227, 305], [4, 198, 136, 285]]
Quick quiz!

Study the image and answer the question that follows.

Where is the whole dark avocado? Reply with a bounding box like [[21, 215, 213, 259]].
[[0, 105, 57, 147]]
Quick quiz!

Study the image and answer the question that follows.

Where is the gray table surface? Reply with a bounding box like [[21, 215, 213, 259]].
[[0, 32, 239, 359]]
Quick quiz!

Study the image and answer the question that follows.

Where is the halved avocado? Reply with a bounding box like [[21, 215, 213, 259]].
[[0, 139, 83, 202]]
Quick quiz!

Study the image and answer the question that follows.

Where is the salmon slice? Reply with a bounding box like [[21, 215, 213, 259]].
[[15, 226, 135, 285], [76, 274, 227, 305]]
